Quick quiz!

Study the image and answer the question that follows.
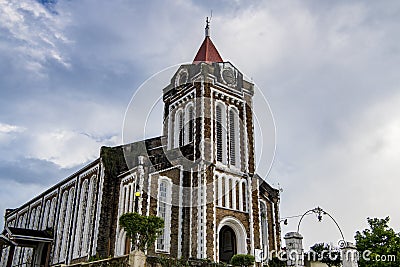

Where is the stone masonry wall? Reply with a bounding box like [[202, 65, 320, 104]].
[[96, 146, 128, 258]]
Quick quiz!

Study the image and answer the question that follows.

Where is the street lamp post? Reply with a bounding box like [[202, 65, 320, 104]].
[[287, 206, 358, 267]]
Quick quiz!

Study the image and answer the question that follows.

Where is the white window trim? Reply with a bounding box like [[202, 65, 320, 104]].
[[259, 200, 270, 261], [168, 107, 174, 150], [81, 176, 96, 256], [228, 106, 241, 169], [115, 173, 138, 256], [156, 176, 172, 253], [54, 191, 68, 263], [215, 101, 227, 165], [42, 200, 51, 230], [60, 187, 75, 262], [217, 175, 223, 207], [174, 109, 184, 148], [73, 180, 89, 258], [215, 173, 248, 213], [184, 102, 194, 145]]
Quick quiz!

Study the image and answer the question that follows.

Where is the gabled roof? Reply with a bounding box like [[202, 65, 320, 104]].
[[4, 227, 53, 240], [193, 36, 223, 64], [1, 227, 53, 247], [0, 234, 16, 246]]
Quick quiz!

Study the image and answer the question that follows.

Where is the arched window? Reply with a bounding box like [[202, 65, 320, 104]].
[[116, 230, 127, 256], [34, 206, 41, 230], [157, 182, 167, 250], [260, 201, 269, 258], [42, 200, 51, 230], [29, 208, 36, 228], [229, 108, 240, 167], [17, 214, 23, 228], [178, 112, 184, 146], [124, 185, 129, 213], [82, 176, 97, 255], [13, 247, 21, 266], [241, 181, 247, 212], [174, 110, 184, 148], [216, 103, 227, 163], [168, 111, 174, 149], [22, 213, 27, 227], [217, 175, 223, 207], [216, 105, 223, 161], [224, 177, 230, 209], [87, 175, 98, 254], [74, 180, 89, 258], [48, 197, 57, 229], [156, 178, 172, 252], [188, 106, 194, 143], [54, 191, 68, 263], [185, 104, 194, 144], [60, 188, 74, 262], [1, 248, 10, 267], [232, 179, 237, 210], [229, 179, 234, 209]]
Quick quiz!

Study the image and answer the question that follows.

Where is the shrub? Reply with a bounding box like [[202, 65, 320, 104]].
[[88, 254, 104, 262], [268, 256, 286, 267], [119, 212, 164, 252], [230, 254, 255, 267]]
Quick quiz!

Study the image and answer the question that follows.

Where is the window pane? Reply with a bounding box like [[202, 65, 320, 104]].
[[229, 109, 236, 166], [216, 105, 223, 162]]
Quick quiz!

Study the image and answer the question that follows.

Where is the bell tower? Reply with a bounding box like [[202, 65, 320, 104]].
[[162, 24, 255, 175], [161, 20, 262, 262]]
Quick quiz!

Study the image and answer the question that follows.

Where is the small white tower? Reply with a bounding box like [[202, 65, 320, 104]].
[[284, 232, 304, 267]]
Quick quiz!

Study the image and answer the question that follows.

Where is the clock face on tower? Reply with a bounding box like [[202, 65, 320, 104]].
[[222, 67, 236, 85]]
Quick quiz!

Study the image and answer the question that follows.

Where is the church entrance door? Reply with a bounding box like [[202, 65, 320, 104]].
[[219, 226, 237, 263]]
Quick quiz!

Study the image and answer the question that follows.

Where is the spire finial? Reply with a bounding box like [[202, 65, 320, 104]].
[[205, 11, 212, 37], [205, 17, 210, 37]]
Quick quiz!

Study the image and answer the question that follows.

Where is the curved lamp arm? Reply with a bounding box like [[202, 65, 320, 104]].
[[296, 206, 345, 242]]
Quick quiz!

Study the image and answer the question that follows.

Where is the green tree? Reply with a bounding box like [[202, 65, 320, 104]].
[[268, 256, 286, 267], [309, 243, 341, 267], [355, 217, 400, 267], [119, 212, 164, 252], [230, 254, 255, 267]]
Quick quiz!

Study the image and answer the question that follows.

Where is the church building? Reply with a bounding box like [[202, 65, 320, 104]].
[[0, 23, 281, 266]]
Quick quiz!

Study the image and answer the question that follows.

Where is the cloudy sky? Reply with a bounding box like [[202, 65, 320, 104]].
[[1, 0, 400, 250]]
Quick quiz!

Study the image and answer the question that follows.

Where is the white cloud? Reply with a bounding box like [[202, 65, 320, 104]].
[[279, 90, 400, 248], [0, 0, 70, 74], [0, 123, 25, 133], [0, 122, 26, 145], [27, 129, 117, 169], [0, 179, 47, 225]]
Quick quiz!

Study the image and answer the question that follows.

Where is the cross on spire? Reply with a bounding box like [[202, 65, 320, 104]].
[[205, 16, 210, 37]]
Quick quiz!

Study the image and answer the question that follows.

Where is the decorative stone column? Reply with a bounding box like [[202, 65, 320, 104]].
[[284, 232, 304, 267], [341, 242, 358, 267], [129, 250, 146, 267]]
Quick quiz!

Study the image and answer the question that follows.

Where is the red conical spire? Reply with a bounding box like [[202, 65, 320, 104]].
[[193, 17, 223, 64]]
